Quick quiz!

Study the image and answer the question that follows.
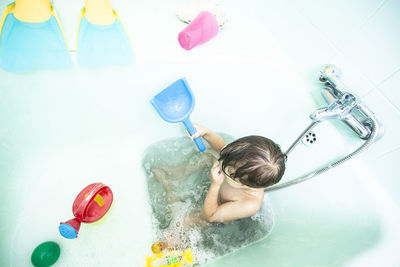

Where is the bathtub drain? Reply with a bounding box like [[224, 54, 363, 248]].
[[301, 131, 317, 146]]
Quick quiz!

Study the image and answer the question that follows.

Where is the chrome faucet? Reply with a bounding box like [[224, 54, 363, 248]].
[[265, 65, 383, 192], [310, 92, 358, 121], [309, 65, 381, 140]]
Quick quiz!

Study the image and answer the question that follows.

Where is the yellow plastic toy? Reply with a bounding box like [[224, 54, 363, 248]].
[[146, 247, 193, 267]]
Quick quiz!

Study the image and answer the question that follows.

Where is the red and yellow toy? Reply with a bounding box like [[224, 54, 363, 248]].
[[146, 242, 193, 267], [59, 183, 113, 239]]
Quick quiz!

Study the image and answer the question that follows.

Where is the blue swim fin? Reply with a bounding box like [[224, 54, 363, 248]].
[[77, 9, 134, 68], [0, 2, 72, 73]]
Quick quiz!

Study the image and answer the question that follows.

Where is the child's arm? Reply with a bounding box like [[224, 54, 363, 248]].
[[204, 197, 260, 222], [203, 162, 261, 222], [188, 124, 226, 153]]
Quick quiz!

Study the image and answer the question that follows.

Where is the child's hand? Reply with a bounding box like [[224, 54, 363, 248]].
[[211, 161, 225, 186], [186, 123, 209, 140]]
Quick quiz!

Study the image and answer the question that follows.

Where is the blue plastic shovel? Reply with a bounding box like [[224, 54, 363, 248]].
[[150, 78, 206, 152]]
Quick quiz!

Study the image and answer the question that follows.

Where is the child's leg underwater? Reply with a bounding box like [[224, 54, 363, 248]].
[[151, 167, 181, 204], [151, 151, 217, 203]]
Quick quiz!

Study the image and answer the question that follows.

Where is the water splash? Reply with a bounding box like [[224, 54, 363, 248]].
[[142, 135, 274, 265]]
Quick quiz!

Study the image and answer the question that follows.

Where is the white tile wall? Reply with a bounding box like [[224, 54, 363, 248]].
[[253, 0, 378, 97], [332, 0, 400, 86], [379, 69, 400, 111], [256, 0, 400, 204], [292, 0, 386, 49], [360, 89, 400, 158]]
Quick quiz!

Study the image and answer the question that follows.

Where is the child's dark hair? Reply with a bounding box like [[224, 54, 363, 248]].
[[218, 136, 286, 188]]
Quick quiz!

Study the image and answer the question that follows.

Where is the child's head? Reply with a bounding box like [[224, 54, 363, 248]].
[[218, 136, 286, 188]]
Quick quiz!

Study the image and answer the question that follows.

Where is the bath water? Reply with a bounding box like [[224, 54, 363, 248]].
[[142, 135, 274, 265]]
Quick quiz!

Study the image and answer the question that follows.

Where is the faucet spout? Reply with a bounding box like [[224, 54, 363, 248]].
[[310, 93, 358, 122], [310, 106, 342, 121]]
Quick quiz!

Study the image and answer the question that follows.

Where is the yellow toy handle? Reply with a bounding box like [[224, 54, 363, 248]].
[[146, 248, 193, 267]]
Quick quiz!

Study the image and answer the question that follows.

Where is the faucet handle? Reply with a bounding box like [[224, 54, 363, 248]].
[[310, 92, 358, 122], [340, 93, 358, 107], [318, 65, 347, 96], [318, 64, 341, 83]]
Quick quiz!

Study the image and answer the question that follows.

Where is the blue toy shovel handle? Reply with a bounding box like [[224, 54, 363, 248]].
[[182, 118, 206, 152]]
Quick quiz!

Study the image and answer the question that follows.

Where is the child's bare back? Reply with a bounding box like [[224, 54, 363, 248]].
[[188, 124, 286, 223]]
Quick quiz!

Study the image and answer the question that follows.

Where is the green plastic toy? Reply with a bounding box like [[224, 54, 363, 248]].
[[31, 241, 60, 267], [167, 255, 181, 265]]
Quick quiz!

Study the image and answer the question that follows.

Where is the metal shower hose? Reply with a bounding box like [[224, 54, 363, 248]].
[[264, 107, 379, 192]]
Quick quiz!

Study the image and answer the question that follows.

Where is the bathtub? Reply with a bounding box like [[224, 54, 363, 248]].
[[1, 0, 400, 266]]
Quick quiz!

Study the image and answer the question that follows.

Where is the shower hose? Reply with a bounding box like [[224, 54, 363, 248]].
[[264, 107, 379, 192]]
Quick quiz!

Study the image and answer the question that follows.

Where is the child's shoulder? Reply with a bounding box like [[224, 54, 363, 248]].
[[242, 188, 264, 206]]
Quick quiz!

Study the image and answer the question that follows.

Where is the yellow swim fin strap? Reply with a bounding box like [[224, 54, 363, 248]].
[[0, 2, 15, 38], [112, 10, 134, 51], [76, 8, 120, 47], [0, 1, 69, 51], [78, 7, 118, 24], [76, 8, 133, 52]]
